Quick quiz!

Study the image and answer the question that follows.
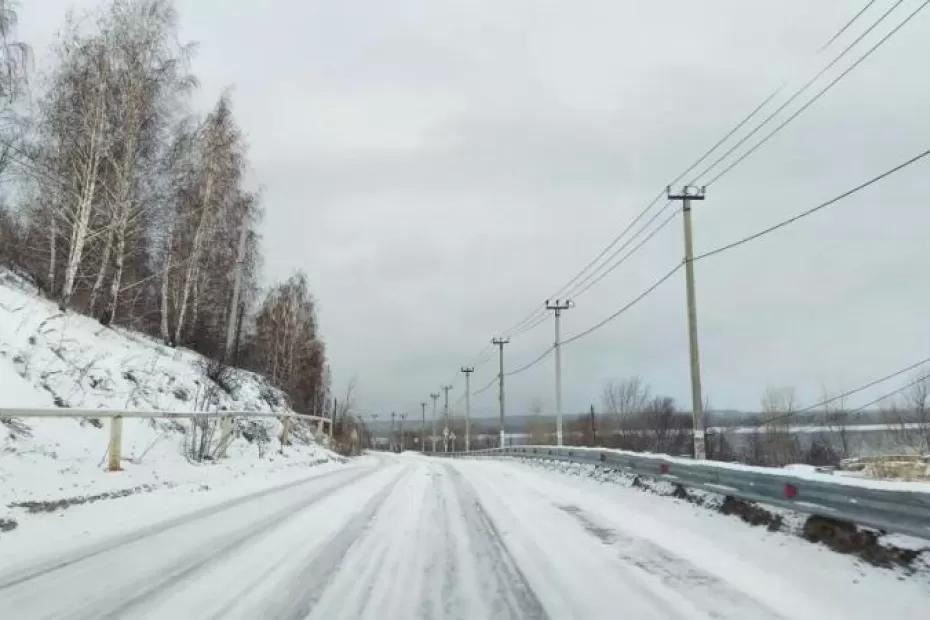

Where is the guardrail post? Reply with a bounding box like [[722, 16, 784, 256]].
[[280, 416, 291, 446], [108, 416, 123, 472], [217, 416, 233, 458]]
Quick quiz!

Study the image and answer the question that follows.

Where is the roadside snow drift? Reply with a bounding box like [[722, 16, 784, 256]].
[[0, 269, 334, 531]]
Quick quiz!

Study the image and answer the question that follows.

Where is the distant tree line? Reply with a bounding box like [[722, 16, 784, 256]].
[[518, 373, 930, 467], [0, 0, 329, 420]]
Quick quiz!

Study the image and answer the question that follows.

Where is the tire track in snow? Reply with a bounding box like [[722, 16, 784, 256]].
[[0, 464, 365, 591], [0, 465, 380, 619], [298, 460, 547, 619], [90, 466, 385, 620], [224, 465, 410, 620], [555, 504, 784, 620], [462, 459, 784, 618], [452, 460, 702, 617], [443, 464, 548, 620]]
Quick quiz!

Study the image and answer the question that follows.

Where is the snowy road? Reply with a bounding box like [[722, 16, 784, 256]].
[[1, 455, 927, 619]]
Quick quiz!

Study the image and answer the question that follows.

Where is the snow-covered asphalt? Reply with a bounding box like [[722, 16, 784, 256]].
[[1, 454, 927, 619]]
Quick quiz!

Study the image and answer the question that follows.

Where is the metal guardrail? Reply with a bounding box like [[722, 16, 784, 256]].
[[443, 446, 930, 540], [0, 407, 331, 422], [1, 407, 333, 472]]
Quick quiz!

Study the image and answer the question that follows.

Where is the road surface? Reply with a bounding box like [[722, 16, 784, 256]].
[[0, 455, 926, 619]]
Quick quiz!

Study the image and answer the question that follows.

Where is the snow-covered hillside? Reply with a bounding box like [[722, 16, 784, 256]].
[[0, 269, 335, 533]]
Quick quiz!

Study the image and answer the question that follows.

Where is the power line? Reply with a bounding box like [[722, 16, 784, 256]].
[[691, 0, 908, 186], [552, 149, 930, 421], [694, 148, 930, 262], [472, 375, 498, 396], [455, 4, 924, 395], [540, 189, 667, 304], [703, 0, 929, 187], [850, 371, 930, 414], [818, 0, 878, 53], [562, 262, 683, 346], [505, 345, 554, 377], [494, 3, 890, 340], [509, 310, 550, 338], [567, 205, 679, 300], [758, 355, 930, 426]]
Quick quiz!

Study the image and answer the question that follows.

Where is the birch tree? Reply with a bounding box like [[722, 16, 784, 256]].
[[0, 0, 29, 180], [166, 94, 243, 346], [252, 272, 326, 413], [39, 25, 111, 309], [92, 0, 194, 323]]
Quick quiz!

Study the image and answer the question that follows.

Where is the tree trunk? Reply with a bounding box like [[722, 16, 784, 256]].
[[47, 214, 56, 294], [224, 200, 249, 358], [160, 226, 173, 345], [60, 88, 105, 310], [104, 224, 126, 326], [88, 225, 114, 316], [173, 173, 214, 345], [61, 186, 96, 310]]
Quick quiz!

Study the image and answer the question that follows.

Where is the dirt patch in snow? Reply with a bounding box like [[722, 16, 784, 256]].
[[719, 496, 784, 532], [803, 516, 928, 571], [8, 483, 170, 514]]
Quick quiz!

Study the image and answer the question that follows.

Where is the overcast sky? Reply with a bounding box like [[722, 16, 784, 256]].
[[20, 1, 930, 419]]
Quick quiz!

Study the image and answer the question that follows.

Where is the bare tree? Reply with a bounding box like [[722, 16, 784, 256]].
[[92, 1, 194, 324], [250, 271, 326, 418], [602, 377, 649, 447], [37, 21, 111, 309], [167, 94, 244, 345], [641, 396, 687, 454], [906, 374, 930, 453], [525, 397, 548, 444], [819, 384, 850, 459], [755, 386, 801, 466], [885, 374, 930, 454], [0, 0, 30, 182]]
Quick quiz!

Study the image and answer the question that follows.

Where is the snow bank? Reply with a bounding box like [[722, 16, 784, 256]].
[[508, 444, 930, 493], [0, 268, 335, 529]]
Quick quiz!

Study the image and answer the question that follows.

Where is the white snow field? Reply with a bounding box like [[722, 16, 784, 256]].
[[1, 453, 929, 619]]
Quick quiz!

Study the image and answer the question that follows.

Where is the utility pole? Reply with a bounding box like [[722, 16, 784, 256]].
[[399, 413, 407, 452], [430, 393, 440, 452], [460, 367, 474, 452], [589, 404, 597, 446], [546, 299, 573, 446], [441, 385, 452, 452], [390, 411, 396, 453], [224, 199, 250, 358], [668, 185, 707, 460], [420, 401, 427, 452], [492, 337, 510, 448]]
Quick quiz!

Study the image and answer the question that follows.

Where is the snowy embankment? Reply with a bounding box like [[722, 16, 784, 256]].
[[0, 269, 336, 535]]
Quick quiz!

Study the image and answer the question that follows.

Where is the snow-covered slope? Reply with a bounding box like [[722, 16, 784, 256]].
[[0, 269, 334, 531]]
